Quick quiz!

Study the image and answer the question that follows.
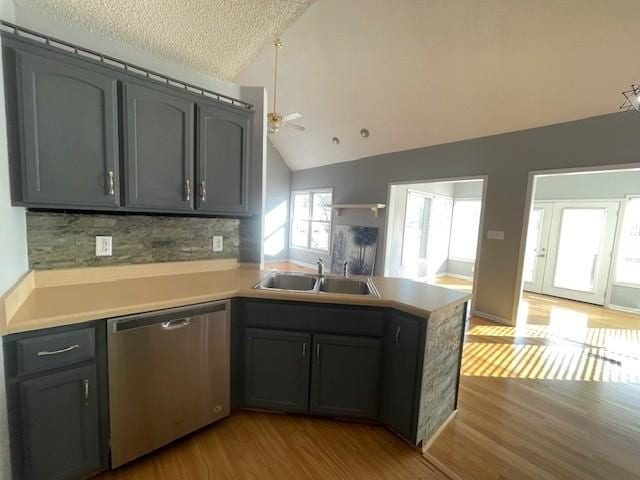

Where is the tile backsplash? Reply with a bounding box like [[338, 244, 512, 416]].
[[26, 212, 245, 270]]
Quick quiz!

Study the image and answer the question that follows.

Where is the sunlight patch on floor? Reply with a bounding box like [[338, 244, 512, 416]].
[[462, 342, 640, 382]]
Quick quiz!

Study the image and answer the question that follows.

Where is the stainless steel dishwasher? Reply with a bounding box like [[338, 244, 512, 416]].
[[107, 301, 230, 468]]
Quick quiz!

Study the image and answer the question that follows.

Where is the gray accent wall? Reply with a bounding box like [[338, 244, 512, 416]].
[[291, 112, 640, 323], [264, 140, 291, 262], [454, 180, 483, 198], [26, 212, 242, 270]]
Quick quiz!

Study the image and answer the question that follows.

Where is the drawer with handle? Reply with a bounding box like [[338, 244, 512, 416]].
[[15, 327, 96, 376]]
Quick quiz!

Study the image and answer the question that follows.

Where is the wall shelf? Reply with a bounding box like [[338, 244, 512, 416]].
[[329, 203, 387, 219]]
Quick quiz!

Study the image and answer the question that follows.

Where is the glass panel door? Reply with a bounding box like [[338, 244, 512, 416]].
[[542, 202, 619, 304], [523, 203, 552, 293]]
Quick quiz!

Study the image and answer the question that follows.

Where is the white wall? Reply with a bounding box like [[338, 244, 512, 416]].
[[264, 140, 291, 262], [1, 1, 26, 477]]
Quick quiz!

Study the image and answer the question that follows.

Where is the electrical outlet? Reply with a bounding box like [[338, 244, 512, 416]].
[[95, 236, 112, 256], [212, 236, 223, 252]]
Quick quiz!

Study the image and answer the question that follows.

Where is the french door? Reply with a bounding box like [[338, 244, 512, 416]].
[[523, 203, 553, 293], [523, 201, 619, 305]]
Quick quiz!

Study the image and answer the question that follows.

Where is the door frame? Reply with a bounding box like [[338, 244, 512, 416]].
[[382, 175, 488, 313], [513, 163, 640, 322]]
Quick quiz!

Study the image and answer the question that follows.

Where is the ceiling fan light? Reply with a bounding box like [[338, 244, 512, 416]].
[[621, 84, 640, 112]]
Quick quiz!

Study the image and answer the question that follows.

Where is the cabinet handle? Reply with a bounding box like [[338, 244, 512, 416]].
[[185, 179, 191, 202], [37, 344, 79, 356], [201, 181, 206, 202], [302, 342, 307, 359], [108, 170, 115, 195], [316, 344, 320, 364], [395, 326, 401, 346], [83, 379, 89, 403]]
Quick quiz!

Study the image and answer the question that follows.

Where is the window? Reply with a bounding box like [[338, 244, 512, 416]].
[[449, 199, 481, 261], [290, 189, 333, 252], [615, 197, 640, 285], [401, 191, 431, 266]]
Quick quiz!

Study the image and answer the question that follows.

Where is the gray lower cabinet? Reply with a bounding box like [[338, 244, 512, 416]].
[[310, 334, 382, 419], [20, 364, 101, 480], [4, 322, 108, 480], [123, 82, 195, 211], [243, 328, 310, 412], [5, 42, 120, 208], [381, 310, 423, 441], [197, 102, 251, 215]]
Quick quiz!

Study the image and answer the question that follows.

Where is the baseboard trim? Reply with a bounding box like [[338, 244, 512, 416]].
[[422, 409, 457, 452], [472, 309, 512, 325], [442, 273, 474, 281], [287, 259, 317, 270], [423, 451, 464, 480], [422, 410, 463, 480], [607, 304, 640, 314]]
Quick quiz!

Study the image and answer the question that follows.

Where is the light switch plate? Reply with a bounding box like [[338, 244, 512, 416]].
[[95, 236, 112, 256], [212, 236, 224, 252], [487, 230, 505, 240]]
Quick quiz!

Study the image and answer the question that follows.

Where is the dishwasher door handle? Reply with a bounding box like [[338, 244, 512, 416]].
[[161, 318, 192, 330]]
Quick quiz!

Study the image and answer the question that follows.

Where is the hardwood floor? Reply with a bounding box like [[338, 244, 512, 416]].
[[426, 278, 640, 480], [93, 411, 447, 480]]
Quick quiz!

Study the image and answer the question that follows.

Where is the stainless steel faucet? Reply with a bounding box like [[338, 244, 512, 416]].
[[317, 258, 324, 277], [342, 260, 349, 278]]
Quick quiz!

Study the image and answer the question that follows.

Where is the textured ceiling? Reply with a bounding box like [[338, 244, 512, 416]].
[[15, 0, 315, 80], [236, 0, 640, 170]]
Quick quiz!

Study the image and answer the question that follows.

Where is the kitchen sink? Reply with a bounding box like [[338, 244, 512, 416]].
[[255, 271, 379, 297], [318, 277, 373, 295], [256, 272, 318, 291]]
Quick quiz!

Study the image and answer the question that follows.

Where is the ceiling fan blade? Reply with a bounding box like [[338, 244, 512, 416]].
[[282, 112, 302, 122], [283, 122, 306, 131]]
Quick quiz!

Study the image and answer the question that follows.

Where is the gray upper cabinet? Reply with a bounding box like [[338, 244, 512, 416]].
[[123, 82, 195, 212], [3, 35, 255, 216], [196, 103, 251, 215], [10, 48, 120, 208]]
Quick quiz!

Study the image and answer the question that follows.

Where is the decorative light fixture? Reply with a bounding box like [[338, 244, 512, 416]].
[[621, 85, 640, 112], [332, 137, 340, 145], [360, 128, 370, 138], [267, 38, 305, 134]]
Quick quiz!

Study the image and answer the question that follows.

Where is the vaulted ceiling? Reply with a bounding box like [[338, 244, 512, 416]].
[[14, 0, 315, 80], [235, 0, 640, 170]]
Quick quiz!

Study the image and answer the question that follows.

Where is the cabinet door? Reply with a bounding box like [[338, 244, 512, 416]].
[[381, 310, 422, 441], [310, 334, 382, 419], [196, 103, 250, 214], [20, 364, 101, 480], [123, 82, 194, 211], [244, 328, 310, 412], [16, 50, 119, 207]]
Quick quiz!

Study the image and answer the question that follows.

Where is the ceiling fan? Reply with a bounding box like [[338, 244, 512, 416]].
[[267, 39, 305, 134]]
